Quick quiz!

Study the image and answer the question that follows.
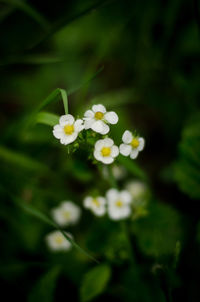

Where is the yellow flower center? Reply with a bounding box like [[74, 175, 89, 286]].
[[92, 199, 100, 207], [95, 111, 104, 120], [64, 124, 74, 135], [63, 211, 71, 219], [101, 147, 111, 157], [55, 235, 64, 245], [115, 200, 123, 207], [131, 138, 139, 148]]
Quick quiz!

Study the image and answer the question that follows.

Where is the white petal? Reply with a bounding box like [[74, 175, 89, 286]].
[[98, 197, 106, 205], [130, 149, 139, 159], [106, 188, 119, 202], [94, 139, 104, 151], [60, 132, 78, 145], [91, 120, 104, 133], [101, 123, 110, 135], [104, 111, 118, 124], [94, 150, 104, 162], [119, 144, 132, 156], [84, 118, 95, 129], [111, 145, 119, 158], [83, 197, 92, 208], [74, 119, 84, 132], [59, 114, 74, 126], [122, 130, 132, 144], [84, 110, 94, 118], [101, 157, 114, 164], [53, 125, 64, 139], [103, 138, 114, 147], [120, 190, 132, 204], [92, 104, 106, 113], [93, 206, 106, 216], [138, 137, 145, 151]]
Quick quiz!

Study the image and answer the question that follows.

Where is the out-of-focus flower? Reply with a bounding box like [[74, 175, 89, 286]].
[[125, 180, 147, 201], [102, 165, 127, 180], [83, 196, 106, 216], [46, 231, 72, 251], [83, 104, 118, 135], [52, 201, 81, 226], [106, 188, 132, 220], [120, 130, 145, 159], [94, 138, 119, 164], [53, 114, 84, 145]]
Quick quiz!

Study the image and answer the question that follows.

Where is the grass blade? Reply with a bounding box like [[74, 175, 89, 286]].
[[0, 0, 49, 30], [15, 197, 98, 263]]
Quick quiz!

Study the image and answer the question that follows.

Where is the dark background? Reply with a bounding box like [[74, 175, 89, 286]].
[[0, 0, 200, 301]]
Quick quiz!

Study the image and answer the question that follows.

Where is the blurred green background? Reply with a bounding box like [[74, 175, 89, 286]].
[[0, 0, 200, 301]]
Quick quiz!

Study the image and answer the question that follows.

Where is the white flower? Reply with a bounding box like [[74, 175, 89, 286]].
[[106, 188, 132, 220], [53, 114, 84, 145], [52, 201, 81, 227], [46, 230, 72, 251], [83, 104, 118, 135], [119, 130, 145, 159], [94, 138, 119, 164], [125, 181, 147, 200], [83, 196, 106, 216]]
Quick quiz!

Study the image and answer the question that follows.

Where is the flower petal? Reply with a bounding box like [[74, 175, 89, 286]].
[[60, 132, 78, 145], [53, 125, 64, 139], [138, 137, 145, 151], [120, 190, 132, 204], [59, 114, 74, 126], [101, 157, 114, 164], [103, 138, 114, 147], [122, 130, 132, 143], [104, 111, 118, 124], [94, 150, 104, 162], [101, 123, 110, 135], [106, 188, 118, 202], [91, 120, 104, 133], [119, 144, 132, 156], [130, 149, 139, 159], [84, 110, 94, 118], [94, 139, 104, 150], [74, 119, 84, 132], [84, 118, 95, 129], [83, 197, 93, 208], [92, 104, 106, 113], [111, 145, 119, 158]]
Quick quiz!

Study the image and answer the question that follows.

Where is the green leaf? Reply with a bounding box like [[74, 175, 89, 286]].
[[174, 112, 200, 199], [118, 155, 148, 182], [28, 266, 60, 302], [35, 112, 59, 126], [90, 88, 136, 109], [26, 88, 68, 127], [0, 145, 48, 172], [80, 264, 111, 302], [132, 201, 183, 257]]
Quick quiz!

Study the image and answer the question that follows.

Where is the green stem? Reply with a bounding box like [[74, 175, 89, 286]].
[[107, 166, 135, 267]]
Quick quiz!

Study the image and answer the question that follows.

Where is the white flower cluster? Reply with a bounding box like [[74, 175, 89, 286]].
[[46, 201, 81, 252], [83, 189, 132, 221], [53, 104, 145, 165]]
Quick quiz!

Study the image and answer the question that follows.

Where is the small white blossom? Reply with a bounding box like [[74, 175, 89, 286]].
[[120, 130, 145, 159], [53, 114, 84, 145], [106, 188, 132, 220], [52, 201, 81, 227], [46, 230, 72, 251], [83, 196, 106, 216], [83, 104, 118, 135], [94, 138, 119, 164], [126, 180, 147, 200]]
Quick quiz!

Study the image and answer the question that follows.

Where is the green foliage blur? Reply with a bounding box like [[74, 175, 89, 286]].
[[0, 0, 200, 301]]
